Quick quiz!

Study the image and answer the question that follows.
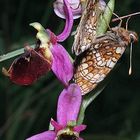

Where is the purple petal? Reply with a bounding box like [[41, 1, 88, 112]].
[[51, 119, 63, 132], [26, 131, 56, 140], [78, 138, 84, 140], [57, 83, 82, 126], [51, 44, 73, 86], [73, 125, 86, 133], [56, 0, 74, 42], [54, 0, 81, 19]]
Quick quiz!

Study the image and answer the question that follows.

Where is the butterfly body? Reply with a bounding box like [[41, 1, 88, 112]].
[[74, 27, 138, 95]]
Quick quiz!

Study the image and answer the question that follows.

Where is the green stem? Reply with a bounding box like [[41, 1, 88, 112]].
[[77, 84, 106, 125], [96, 0, 115, 36], [0, 45, 35, 62]]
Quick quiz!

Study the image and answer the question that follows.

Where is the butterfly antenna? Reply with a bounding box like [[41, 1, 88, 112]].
[[129, 41, 133, 75], [128, 32, 136, 75], [112, 12, 140, 22], [113, 12, 122, 27], [126, 16, 131, 30]]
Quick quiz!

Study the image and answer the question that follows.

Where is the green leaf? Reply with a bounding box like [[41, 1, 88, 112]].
[[96, 0, 115, 36]]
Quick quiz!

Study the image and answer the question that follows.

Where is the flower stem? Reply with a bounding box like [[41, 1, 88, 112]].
[[96, 0, 115, 36], [77, 84, 106, 125], [0, 45, 35, 62]]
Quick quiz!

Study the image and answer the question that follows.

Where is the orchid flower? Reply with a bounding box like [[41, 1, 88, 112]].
[[53, 0, 82, 19], [3, 0, 74, 87], [26, 84, 86, 140]]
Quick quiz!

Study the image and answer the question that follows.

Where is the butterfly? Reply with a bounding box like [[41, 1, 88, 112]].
[[74, 26, 138, 95], [72, 0, 106, 56]]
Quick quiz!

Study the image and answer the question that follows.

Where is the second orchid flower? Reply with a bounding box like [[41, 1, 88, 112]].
[[3, 0, 74, 87]]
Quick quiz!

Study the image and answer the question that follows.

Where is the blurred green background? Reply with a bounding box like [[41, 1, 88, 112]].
[[0, 0, 140, 140]]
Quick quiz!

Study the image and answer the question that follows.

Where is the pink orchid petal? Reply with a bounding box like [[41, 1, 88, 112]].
[[57, 84, 82, 126], [78, 138, 84, 140], [51, 119, 63, 132], [56, 0, 74, 42], [73, 124, 87, 133], [26, 131, 56, 140], [51, 44, 73, 86], [54, 0, 81, 20]]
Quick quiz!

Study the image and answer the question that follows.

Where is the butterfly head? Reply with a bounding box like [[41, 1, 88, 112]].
[[112, 27, 138, 45], [129, 32, 138, 43]]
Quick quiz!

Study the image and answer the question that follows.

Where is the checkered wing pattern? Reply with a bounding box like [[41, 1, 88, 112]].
[[72, 0, 104, 55], [74, 31, 126, 95]]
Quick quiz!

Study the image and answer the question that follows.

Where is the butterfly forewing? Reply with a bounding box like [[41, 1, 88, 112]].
[[72, 0, 105, 55], [74, 30, 128, 95]]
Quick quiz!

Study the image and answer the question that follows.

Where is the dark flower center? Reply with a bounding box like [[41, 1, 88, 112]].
[[58, 134, 78, 140]]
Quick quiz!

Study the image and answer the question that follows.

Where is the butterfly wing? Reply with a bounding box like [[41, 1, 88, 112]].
[[72, 0, 104, 55], [74, 32, 126, 95]]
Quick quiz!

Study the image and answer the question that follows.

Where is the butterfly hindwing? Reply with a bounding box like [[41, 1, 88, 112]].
[[74, 31, 127, 95]]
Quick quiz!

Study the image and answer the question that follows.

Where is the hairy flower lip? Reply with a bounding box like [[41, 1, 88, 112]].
[[5, 45, 52, 85]]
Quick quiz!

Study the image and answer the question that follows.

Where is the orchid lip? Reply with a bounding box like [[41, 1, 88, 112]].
[[5, 45, 52, 85], [56, 126, 79, 140]]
